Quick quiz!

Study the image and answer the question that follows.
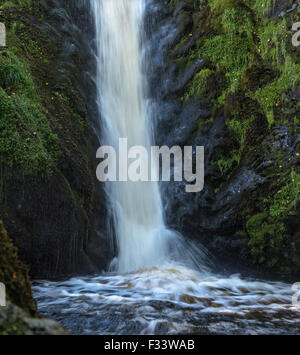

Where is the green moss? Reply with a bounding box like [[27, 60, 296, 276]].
[[210, 0, 243, 14], [215, 149, 241, 176], [180, 2, 255, 105], [201, 6, 255, 93], [212, 112, 254, 177], [0, 51, 60, 177], [183, 68, 213, 101], [245, 169, 299, 271], [246, 213, 286, 268], [258, 17, 288, 65], [2, 0, 33, 9], [227, 115, 253, 147], [250, 56, 300, 125], [270, 171, 300, 217], [177, 0, 299, 126], [252, 0, 276, 17], [0, 221, 37, 315], [0, 318, 25, 335]]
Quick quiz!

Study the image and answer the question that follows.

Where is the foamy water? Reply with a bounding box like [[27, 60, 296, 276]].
[[33, 266, 300, 335]]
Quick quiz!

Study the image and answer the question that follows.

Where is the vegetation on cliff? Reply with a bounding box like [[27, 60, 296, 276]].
[[0, 0, 107, 279], [169, 0, 300, 273]]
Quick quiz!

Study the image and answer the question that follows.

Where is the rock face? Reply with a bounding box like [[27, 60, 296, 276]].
[[0, 302, 69, 335], [0, 0, 112, 279], [0, 221, 67, 335], [146, 0, 300, 274], [0, 221, 36, 315]]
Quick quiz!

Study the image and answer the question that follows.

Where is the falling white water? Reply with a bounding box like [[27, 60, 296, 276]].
[[91, 0, 178, 272]]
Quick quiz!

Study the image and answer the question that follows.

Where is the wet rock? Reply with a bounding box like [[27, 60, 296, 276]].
[[0, 222, 67, 335], [146, 0, 300, 273], [0, 302, 68, 335], [1, 0, 111, 279], [267, 0, 296, 18], [155, 99, 210, 147]]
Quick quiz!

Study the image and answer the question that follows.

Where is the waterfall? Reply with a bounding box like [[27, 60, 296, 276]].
[[91, 0, 177, 272], [32, 1, 300, 337]]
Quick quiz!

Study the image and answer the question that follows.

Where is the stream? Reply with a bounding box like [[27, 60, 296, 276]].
[[33, 266, 300, 335]]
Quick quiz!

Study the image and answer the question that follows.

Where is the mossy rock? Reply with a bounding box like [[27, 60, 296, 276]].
[[246, 213, 291, 270], [211, 0, 246, 15], [0, 302, 69, 335], [0, 221, 36, 315]]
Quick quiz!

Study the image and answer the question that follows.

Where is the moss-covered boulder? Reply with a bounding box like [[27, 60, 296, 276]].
[[0, 302, 68, 335], [0, 221, 68, 334], [0, 221, 36, 315]]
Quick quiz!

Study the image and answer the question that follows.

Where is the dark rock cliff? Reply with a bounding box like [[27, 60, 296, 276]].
[[0, 0, 111, 279], [146, 0, 300, 275]]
